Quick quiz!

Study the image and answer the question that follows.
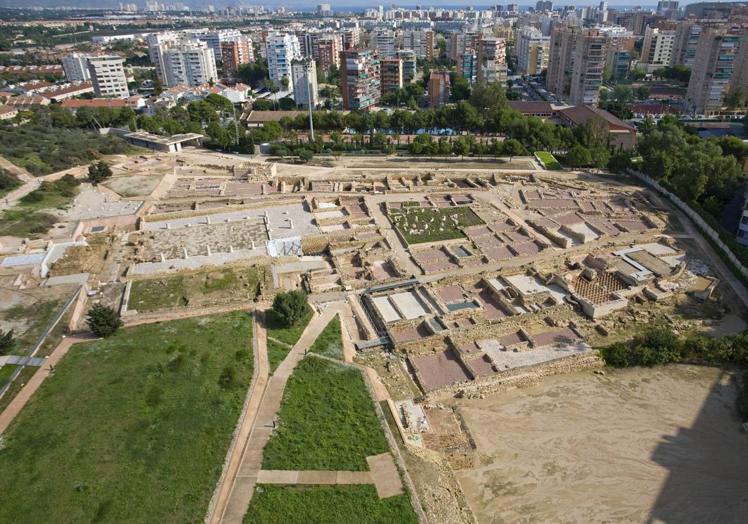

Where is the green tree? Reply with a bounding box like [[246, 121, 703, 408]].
[[469, 81, 507, 111], [0, 329, 14, 355], [501, 138, 528, 159], [271, 290, 310, 327], [450, 74, 470, 101], [298, 148, 314, 163], [86, 303, 123, 338], [565, 145, 593, 167], [87, 161, 112, 185]]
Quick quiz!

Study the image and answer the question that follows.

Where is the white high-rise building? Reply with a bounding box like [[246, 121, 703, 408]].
[[87, 55, 129, 98], [193, 29, 243, 62], [640, 26, 676, 72], [291, 59, 319, 108], [147, 31, 182, 82], [372, 29, 396, 57], [266, 33, 302, 91], [61, 53, 91, 82], [401, 29, 434, 60], [162, 41, 218, 87], [516, 27, 550, 76]]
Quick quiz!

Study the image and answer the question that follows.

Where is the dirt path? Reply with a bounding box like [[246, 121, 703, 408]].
[[124, 301, 263, 327], [0, 163, 89, 211], [218, 305, 344, 524], [207, 310, 269, 524], [0, 156, 34, 183]]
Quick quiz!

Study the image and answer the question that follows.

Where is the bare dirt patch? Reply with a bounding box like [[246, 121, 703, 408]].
[[453, 365, 748, 523], [104, 174, 163, 197]]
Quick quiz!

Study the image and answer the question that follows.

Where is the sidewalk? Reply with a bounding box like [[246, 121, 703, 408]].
[[218, 305, 343, 524], [207, 310, 269, 524]]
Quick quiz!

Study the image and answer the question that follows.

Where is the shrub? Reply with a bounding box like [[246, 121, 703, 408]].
[[0, 329, 14, 355], [87, 161, 112, 185], [271, 290, 310, 327], [218, 366, 236, 389], [86, 304, 123, 338]]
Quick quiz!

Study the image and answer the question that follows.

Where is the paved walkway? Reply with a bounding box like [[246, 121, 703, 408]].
[[255, 452, 403, 498], [0, 355, 46, 367], [218, 304, 344, 524], [207, 310, 269, 524], [0, 334, 94, 435]]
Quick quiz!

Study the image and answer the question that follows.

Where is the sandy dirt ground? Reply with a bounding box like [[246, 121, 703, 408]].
[[104, 174, 164, 197], [454, 365, 748, 524]]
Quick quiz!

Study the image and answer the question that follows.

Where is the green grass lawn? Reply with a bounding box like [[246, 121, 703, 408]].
[[262, 356, 388, 471], [265, 307, 312, 347], [389, 206, 484, 245], [245, 485, 417, 524], [0, 363, 18, 387], [308, 315, 343, 360], [129, 265, 269, 312], [267, 338, 292, 374], [0, 311, 253, 523], [535, 151, 562, 170]]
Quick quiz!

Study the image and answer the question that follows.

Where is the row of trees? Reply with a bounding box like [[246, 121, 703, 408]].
[[600, 327, 748, 420], [636, 116, 746, 217], [603, 327, 739, 368]]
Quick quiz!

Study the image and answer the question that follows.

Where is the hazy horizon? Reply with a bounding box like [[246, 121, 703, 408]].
[[0, 0, 700, 10]]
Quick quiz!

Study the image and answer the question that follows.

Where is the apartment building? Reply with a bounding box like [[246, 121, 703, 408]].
[[291, 58, 319, 108], [686, 26, 747, 114], [61, 53, 91, 82], [372, 29, 396, 57], [316, 35, 342, 71], [194, 29, 243, 62], [640, 26, 676, 71], [569, 29, 606, 106], [516, 27, 550, 75], [547, 26, 607, 106], [147, 31, 183, 82], [401, 29, 434, 60], [460, 50, 478, 84], [397, 49, 417, 83], [220, 36, 254, 75], [428, 70, 451, 108], [477, 37, 507, 85], [266, 33, 302, 91], [672, 20, 703, 67], [342, 27, 361, 50], [448, 31, 480, 62], [87, 55, 129, 98], [340, 49, 380, 110], [162, 41, 218, 87], [380, 56, 404, 96], [547, 25, 579, 100]]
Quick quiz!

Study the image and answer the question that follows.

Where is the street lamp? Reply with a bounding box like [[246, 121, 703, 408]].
[[305, 58, 315, 143]]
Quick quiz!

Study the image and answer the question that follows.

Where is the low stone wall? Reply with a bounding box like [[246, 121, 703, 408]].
[[427, 351, 603, 402]]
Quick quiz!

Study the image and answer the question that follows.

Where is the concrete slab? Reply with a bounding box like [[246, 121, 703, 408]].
[[366, 453, 404, 499], [298, 470, 338, 484], [336, 471, 372, 484], [257, 470, 300, 484]]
